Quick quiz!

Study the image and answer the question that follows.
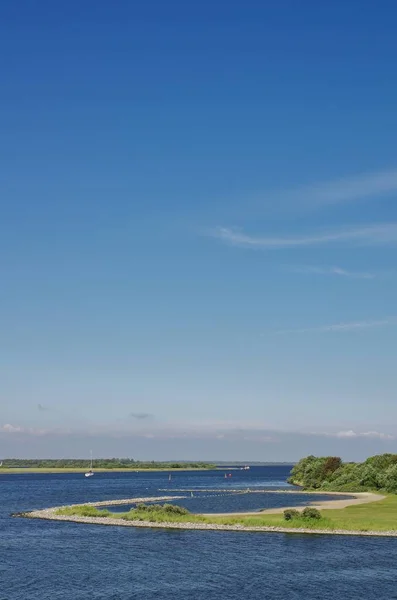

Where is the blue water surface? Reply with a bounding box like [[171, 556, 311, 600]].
[[1, 466, 396, 599]]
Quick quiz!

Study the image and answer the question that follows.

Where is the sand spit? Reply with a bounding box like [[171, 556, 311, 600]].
[[21, 506, 397, 537], [81, 495, 186, 507], [15, 492, 397, 537]]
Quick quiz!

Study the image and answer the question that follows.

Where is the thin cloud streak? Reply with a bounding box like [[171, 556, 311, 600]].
[[256, 167, 397, 213], [294, 167, 397, 208], [277, 318, 397, 335], [289, 265, 375, 279], [212, 223, 397, 250], [322, 430, 395, 440]]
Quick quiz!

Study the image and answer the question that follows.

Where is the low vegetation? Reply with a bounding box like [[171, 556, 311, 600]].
[[289, 453, 397, 493], [57, 505, 113, 518], [283, 507, 322, 521], [56, 503, 202, 524]]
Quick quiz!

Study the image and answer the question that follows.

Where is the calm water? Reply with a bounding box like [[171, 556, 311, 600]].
[[1, 466, 397, 599]]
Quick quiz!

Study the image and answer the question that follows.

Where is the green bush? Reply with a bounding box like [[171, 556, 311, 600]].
[[127, 503, 189, 517], [283, 509, 300, 521], [302, 507, 321, 520], [161, 503, 189, 515]]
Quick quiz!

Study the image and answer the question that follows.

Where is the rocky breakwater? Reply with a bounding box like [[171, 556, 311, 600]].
[[12, 495, 186, 519]]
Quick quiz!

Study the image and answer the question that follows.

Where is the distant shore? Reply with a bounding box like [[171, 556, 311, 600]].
[[0, 467, 217, 474]]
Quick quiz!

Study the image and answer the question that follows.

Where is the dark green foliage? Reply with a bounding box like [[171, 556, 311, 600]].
[[323, 457, 342, 476], [302, 507, 321, 520], [132, 503, 189, 515], [365, 454, 397, 470], [379, 464, 397, 493], [283, 509, 300, 521], [283, 507, 321, 521], [289, 453, 397, 493], [122, 503, 190, 521]]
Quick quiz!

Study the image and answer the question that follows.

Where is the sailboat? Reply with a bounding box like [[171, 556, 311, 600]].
[[168, 474, 172, 481], [85, 451, 94, 477]]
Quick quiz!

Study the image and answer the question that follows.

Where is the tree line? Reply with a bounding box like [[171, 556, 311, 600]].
[[0, 458, 216, 470], [289, 453, 397, 493]]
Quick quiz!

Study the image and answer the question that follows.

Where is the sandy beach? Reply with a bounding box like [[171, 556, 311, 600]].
[[204, 491, 385, 516]]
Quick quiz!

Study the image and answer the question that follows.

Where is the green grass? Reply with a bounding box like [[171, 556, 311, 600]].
[[55, 495, 397, 533], [57, 505, 113, 517], [203, 495, 397, 532]]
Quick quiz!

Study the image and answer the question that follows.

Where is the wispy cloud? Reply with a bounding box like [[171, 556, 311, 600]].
[[1, 424, 24, 433], [277, 317, 397, 335], [129, 412, 154, 420], [212, 223, 397, 250], [263, 167, 397, 211], [0, 423, 50, 435], [295, 168, 397, 207], [289, 265, 375, 279], [37, 403, 49, 411], [333, 430, 394, 440]]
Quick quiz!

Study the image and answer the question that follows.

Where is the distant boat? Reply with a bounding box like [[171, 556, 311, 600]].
[[85, 451, 94, 477], [241, 465, 250, 470], [169, 474, 172, 481]]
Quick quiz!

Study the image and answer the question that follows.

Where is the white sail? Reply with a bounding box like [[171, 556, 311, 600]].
[[85, 450, 94, 477]]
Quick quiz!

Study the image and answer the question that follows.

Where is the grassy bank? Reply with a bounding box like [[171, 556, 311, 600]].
[[56, 495, 397, 532]]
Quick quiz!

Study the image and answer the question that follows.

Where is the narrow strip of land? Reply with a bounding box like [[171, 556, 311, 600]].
[[21, 505, 397, 537], [17, 490, 397, 537]]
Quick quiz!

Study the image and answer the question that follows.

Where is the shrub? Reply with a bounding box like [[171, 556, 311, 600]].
[[283, 509, 300, 521], [127, 503, 189, 517], [302, 507, 321, 520], [161, 503, 189, 515]]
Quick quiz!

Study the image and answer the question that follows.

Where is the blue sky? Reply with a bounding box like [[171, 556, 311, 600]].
[[1, 0, 397, 460]]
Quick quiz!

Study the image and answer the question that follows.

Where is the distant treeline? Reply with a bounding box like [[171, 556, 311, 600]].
[[0, 458, 216, 470], [289, 454, 397, 493]]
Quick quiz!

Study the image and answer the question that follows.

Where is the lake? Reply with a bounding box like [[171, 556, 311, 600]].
[[1, 466, 397, 599]]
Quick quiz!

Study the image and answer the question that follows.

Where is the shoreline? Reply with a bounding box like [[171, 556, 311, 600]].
[[205, 492, 385, 516], [0, 468, 215, 474], [18, 490, 396, 537]]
